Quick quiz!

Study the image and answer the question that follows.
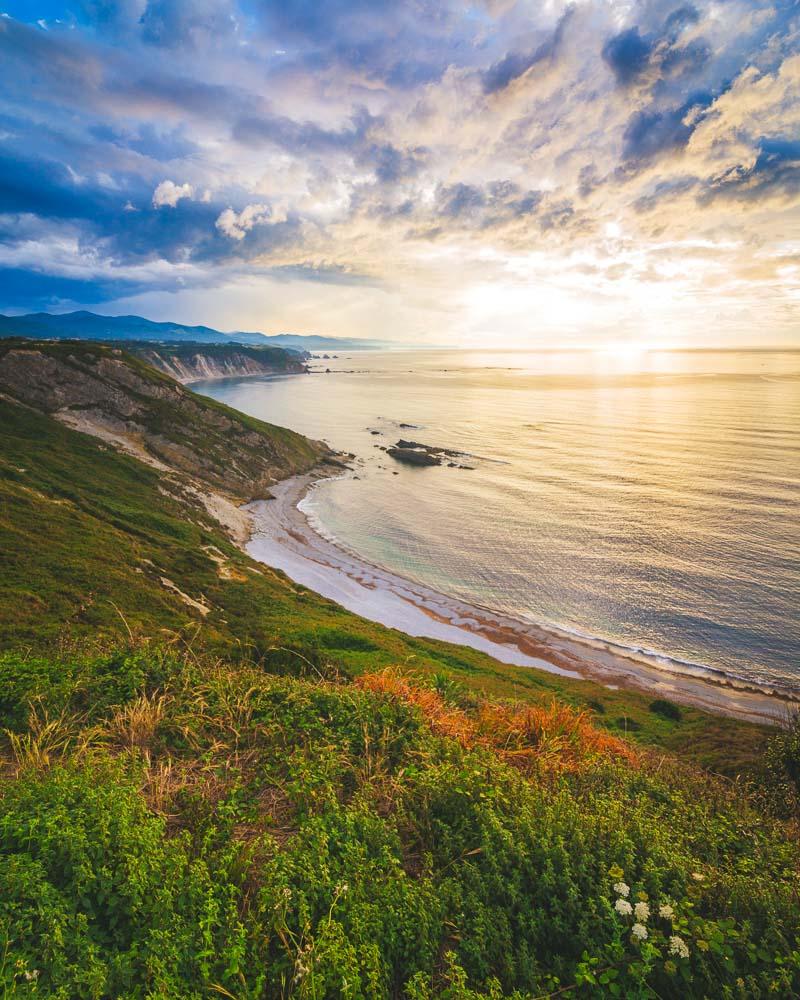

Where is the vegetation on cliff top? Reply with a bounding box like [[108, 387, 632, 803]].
[[0, 353, 798, 997], [0, 341, 324, 499]]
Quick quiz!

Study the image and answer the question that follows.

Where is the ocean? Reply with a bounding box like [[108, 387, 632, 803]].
[[196, 348, 800, 693]]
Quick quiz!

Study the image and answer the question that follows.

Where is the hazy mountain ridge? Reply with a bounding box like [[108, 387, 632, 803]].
[[0, 310, 391, 351]]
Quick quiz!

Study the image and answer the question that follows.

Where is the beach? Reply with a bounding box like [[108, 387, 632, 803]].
[[245, 467, 800, 727]]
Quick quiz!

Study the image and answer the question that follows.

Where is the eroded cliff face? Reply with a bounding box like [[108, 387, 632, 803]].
[[0, 341, 327, 501], [136, 348, 307, 383]]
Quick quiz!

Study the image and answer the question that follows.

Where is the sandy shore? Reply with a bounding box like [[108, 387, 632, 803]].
[[245, 469, 800, 727]]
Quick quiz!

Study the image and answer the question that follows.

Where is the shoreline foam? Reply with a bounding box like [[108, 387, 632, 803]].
[[245, 467, 800, 727]]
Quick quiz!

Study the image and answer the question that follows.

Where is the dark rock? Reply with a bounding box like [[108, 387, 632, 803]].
[[387, 446, 441, 467], [396, 438, 467, 459]]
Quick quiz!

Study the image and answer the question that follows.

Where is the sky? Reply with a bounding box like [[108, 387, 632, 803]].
[[1, 0, 799, 347]]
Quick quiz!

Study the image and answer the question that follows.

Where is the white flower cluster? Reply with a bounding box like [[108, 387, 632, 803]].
[[611, 874, 689, 958], [670, 935, 690, 959]]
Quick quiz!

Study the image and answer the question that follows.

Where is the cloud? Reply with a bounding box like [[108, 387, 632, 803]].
[[140, 0, 237, 48], [152, 179, 194, 207], [482, 8, 572, 94], [0, 0, 797, 343], [215, 204, 272, 240], [602, 28, 653, 85], [622, 92, 714, 166]]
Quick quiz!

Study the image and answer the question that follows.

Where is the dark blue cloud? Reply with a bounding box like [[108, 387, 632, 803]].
[[252, 0, 476, 89], [602, 5, 712, 88], [602, 28, 653, 85], [539, 198, 574, 231], [701, 138, 800, 204], [622, 91, 714, 165], [0, 152, 122, 220], [482, 9, 573, 94]]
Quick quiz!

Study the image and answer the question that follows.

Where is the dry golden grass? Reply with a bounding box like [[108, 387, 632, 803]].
[[357, 669, 637, 771], [3, 700, 89, 773], [106, 692, 169, 756]]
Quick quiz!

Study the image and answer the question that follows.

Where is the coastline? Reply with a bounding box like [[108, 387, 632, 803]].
[[244, 467, 800, 727]]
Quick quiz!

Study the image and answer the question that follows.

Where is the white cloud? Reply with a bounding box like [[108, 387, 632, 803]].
[[215, 203, 270, 240], [152, 179, 194, 208]]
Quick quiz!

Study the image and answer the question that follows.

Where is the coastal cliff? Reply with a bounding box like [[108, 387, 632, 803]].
[[131, 342, 308, 383], [0, 339, 325, 500]]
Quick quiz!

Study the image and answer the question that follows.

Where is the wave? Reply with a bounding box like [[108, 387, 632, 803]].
[[527, 618, 800, 701]]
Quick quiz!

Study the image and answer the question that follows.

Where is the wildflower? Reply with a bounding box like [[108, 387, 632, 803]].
[[659, 904, 675, 920], [634, 901, 650, 922], [632, 923, 648, 940], [691, 871, 704, 881], [613, 882, 630, 897], [669, 936, 690, 959], [615, 898, 633, 916], [24, 970, 39, 982]]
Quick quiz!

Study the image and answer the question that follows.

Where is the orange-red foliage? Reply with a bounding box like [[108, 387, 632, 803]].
[[356, 670, 638, 771]]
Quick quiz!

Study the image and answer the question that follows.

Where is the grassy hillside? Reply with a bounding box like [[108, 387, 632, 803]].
[[0, 395, 770, 772], [0, 367, 798, 997], [0, 340, 324, 499]]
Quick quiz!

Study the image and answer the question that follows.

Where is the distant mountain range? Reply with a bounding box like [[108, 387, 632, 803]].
[[0, 311, 390, 352]]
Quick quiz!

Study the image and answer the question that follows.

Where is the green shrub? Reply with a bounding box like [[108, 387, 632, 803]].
[[761, 710, 800, 817], [0, 759, 244, 999], [650, 699, 683, 722], [0, 654, 798, 998]]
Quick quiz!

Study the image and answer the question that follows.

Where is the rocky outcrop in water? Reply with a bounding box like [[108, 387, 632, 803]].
[[387, 446, 442, 466], [387, 439, 475, 468]]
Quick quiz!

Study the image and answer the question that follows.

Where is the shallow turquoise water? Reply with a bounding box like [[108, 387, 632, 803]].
[[197, 349, 800, 691]]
